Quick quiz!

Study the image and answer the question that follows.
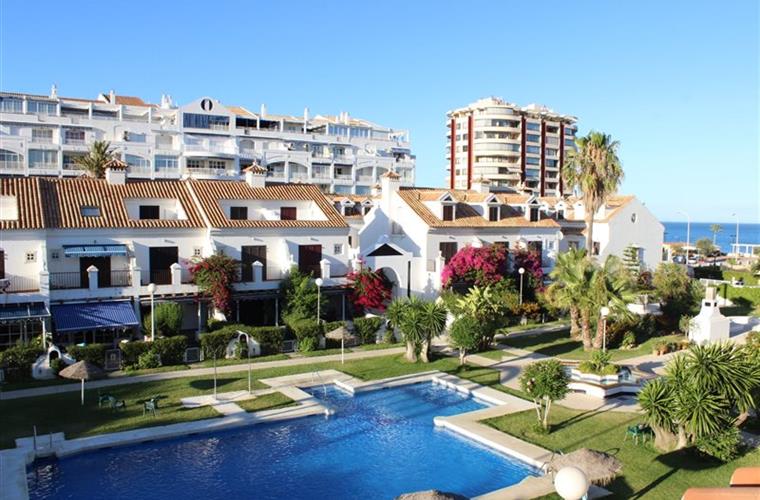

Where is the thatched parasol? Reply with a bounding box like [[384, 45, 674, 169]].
[[59, 360, 105, 406], [549, 448, 622, 486], [395, 490, 469, 500]]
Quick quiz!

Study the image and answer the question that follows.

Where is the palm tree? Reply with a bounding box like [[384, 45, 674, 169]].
[[547, 248, 588, 339], [393, 296, 447, 363], [710, 223, 723, 246], [386, 298, 413, 360], [416, 300, 447, 362], [590, 256, 636, 349], [75, 140, 116, 178], [562, 132, 624, 255]]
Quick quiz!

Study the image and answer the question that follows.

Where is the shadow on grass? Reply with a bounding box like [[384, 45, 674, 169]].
[[189, 378, 243, 391], [629, 448, 725, 499]]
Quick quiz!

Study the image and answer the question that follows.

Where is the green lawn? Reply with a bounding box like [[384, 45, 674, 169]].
[[501, 330, 686, 362], [293, 348, 347, 358], [354, 343, 401, 351], [236, 391, 296, 413], [0, 353, 462, 449], [476, 348, 517, 361], [200, 353, 291, 367], [485, 406, 760, 499], [496, 320, 570, 335]]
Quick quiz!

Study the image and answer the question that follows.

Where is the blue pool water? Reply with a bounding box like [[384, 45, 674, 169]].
[[28, 383, 538, 499]]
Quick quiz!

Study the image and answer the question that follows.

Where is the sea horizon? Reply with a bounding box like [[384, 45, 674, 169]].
[[663, 221, 760, 252]]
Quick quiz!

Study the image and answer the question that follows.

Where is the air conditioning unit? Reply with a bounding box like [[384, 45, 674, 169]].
[[0, 278, 10, 292]]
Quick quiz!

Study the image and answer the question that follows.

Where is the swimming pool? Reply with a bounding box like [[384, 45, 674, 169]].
[[28, 383, 538, 499]]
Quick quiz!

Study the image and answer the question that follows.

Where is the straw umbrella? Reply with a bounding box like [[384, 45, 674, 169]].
[[59, 360, 105, 406], [395, 490, 469, 500], [549, 448, 622, 486]]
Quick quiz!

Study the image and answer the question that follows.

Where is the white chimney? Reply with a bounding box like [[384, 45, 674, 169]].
[[380, 170, 400, 213], [471, 176, 491, 194], [160, 94, 174, 109], [371, 183, 381, 197], [109, 89, 116, 103], [260, 104, 267, 118], [244, 165, 266, 189], [50, 84, 58, 99], [104, 158, 128, 185], [303, 107, 309, 133]]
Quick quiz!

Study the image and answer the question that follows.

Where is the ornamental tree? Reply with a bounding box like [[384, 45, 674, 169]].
[[190, 253, 238, 316], [441, 244, 508, 289], [519, 359, 570, 431], [449, 315, 484, 365], [346, 264, 392, 313]]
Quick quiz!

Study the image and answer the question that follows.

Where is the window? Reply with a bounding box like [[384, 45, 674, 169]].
[[29, 149, 57, 167], [442, 205, 454, 221], [546, 148, 558, 156], [334, 244, 343, 255], [526, 157, 540, 166], [546, 126, 559, 134], [489, 206, 499, 222], [64, 129, 85, 143], [193, 247, 203, 258], [280, 207, 297, 220], [631, 213, 637, 223], [546, 159, 558, 167], [439, 242, 458, 264], [187, 159, 202, 169], [526, 122, 540, 131], [230, 206, 248, 220], [155, 155, 178, 170], [27, 100, 57, 114], [31, 128, 53, 143], [208, 160, 226, 169], [0, 97, 22, 113], [183, 113, 229, 130], [126, 155, 150, 169], [0, 149, 21, 165], [80, 206, 101, 217], [139, 205, 160, 220], [556, 209, 565, 220], [51, 250, 60, 260], [526, 134, 540, 143], [526, 145, 540, 154], [565, 138, 576, 147], [530, 207, 540, 222], [25, 251, 36, 263], [592, 241, 601, 256]]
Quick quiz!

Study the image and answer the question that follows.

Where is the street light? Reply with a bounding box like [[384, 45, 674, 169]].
[[600, 306, 610, 353], [315, 277, 323, 324], [678, 210, 690, 266], [554, 466, 590, 500], [518, 267, 525, 305], [147, 283, 156, 342], [732, 213, 740, 255]]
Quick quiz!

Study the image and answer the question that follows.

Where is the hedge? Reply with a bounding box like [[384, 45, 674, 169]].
[[120, 341, 151, 367], [214, 324, 285, 356], [0, 344, 43, 381], [67, 344, 108, 368], [288, 319, 322, 341], [354, 317, 383, 344], [152, 336, 188, 365], [200, 330, 236, 359], [142, 302, 183, 337]]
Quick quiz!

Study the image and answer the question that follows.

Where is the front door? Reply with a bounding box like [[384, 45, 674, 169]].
[[298, 244, 322, 277], [241, 246, 267, 282], [149, 247, 178, 285], [80, 257, 111, 288]]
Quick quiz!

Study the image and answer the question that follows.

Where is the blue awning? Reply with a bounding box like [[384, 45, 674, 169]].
[[63, 245, 128, 258], [0, 303, 50, 322], [51, 301, 138, 332]]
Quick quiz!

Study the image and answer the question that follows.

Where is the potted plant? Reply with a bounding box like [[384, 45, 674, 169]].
[[654, 340, 669, 356]]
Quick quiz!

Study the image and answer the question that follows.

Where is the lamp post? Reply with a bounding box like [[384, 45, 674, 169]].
[[518, 267, 525, 305], [600, 306, 610, 353], [554, 466, 590, 500], [678, 210, 690, 266], [732, 212, 740, 255], [147, 283, 156, 342], [247, 338, 252, 394], [315, 277, 323, 324]]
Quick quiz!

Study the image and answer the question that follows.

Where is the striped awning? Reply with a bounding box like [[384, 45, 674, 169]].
[[0, 303, 50, 322], [51, 301, 138, 332], [63, 245, 128, 258]]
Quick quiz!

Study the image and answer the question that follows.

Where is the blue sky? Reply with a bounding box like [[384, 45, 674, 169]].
[[1, 0, 757, 223]]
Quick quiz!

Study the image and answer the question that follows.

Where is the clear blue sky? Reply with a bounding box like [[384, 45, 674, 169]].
[[1, 0, 757, 223]]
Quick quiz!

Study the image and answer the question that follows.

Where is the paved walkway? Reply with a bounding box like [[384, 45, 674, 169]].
[[0, 346, 404, 401]]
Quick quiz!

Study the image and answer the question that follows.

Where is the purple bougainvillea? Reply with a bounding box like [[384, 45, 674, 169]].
[[441, 244, 509, 288]]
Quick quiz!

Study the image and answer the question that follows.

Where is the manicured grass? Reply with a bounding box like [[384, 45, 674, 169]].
[[496, 319, 570, 335], [200, 353, 290, 367], [501, 330, 686, 362], [476, 349, 517, 361], [236, 392, 296, 413], [354, 343, 402, 351], [0, 354, 460, 449], [294, 348, 346, 358], [485, 406, 760, 499]]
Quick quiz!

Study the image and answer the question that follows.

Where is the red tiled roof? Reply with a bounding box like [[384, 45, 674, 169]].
[[0, 177, 46, 230]]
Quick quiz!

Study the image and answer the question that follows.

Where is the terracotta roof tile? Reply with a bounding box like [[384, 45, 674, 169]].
[[397, 188, 560, 229], [0, 177, 45, 230], [39, 178, 206, 229], [189, 180, 348, 229]]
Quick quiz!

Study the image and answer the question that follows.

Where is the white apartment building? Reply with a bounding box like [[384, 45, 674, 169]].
[[0, 88, 415, 195], [0, 166, 352, 348], [446, 97, 577, 196]]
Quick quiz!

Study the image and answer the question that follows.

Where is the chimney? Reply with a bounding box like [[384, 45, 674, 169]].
[[244, 164, 266, 188], [50, 84, 58, 99], [471, 176, 491, 194], [371, 183, 381, 197], [380, 170, 400, 213], [260, 104, 267, 118], [104, 158, 128, 185], [160, 94, 174, 109], [303, 107, 309, 133], [109, 89, 116, 104]]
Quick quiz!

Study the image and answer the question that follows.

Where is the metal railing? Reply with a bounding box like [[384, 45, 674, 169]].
[[142, 269, 172, 286], [110, 270, 132, 287], [0, 275, 40, 293], [49, 272, 83, 290]]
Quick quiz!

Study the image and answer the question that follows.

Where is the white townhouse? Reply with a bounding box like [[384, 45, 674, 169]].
[[0, 165, 351, 349], [0, 88, 415, 195], [354, 175, 563, 299]]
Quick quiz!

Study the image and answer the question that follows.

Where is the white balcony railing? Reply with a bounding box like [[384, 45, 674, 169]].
[[0, 161, 24, 171]]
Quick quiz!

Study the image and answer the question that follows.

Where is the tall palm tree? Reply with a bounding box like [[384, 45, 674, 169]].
[[562, 132, 624, 255], [75, 140, 116, 178], [590, 256, 636, 349], [547, 248, 588, 339], [710, 223, 723, 246]]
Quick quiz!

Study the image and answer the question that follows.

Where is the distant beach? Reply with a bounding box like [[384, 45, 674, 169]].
[[663, 222, 760, 252]]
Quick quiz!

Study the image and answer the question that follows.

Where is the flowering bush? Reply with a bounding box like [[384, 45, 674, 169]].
[[512, 249, 544, 300], [346, 264, 392, 313], [190, 253, 238, 316], [441, 244, 508, 288]]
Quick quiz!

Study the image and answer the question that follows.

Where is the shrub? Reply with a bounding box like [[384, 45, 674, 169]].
[[67, 344, 107, 367], [621, 331, 637, 349], [0, 344, 43, 381], [120, 341, 151, 367], [678, 315, 693, 335], [49, 357, 65, 376], [346, 265, 392, 313], [212, 324, 286, 356], [137, 351, 161, 370], [577, 350, 618, 375], [151, 336, 187, 365], [354, 317, 383, 344], [206, 319, 229, 332], [287, 318, 322, 343], [696, 426, 741, 462], [441, 244, 509, 288], [200, 330, 236, 359], [280, 266, 321, 322], [518, 302, 542, 320], [322, 321, 346, 334], [654, 340, 669, 355], [384, 327, 397, 344], [449, 315, 485, 364], [190, 253, 238, 315], [298, 336, 317, 352], [142, 302, 183, 338]]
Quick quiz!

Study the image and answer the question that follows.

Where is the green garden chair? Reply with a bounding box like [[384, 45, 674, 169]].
[[142, 398, 159, 417]]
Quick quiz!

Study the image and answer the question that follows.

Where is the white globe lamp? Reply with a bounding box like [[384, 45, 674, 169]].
[[554, 466, 590, 500]]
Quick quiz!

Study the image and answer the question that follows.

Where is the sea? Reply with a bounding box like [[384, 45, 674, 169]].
[[664, 221, 760, 252]]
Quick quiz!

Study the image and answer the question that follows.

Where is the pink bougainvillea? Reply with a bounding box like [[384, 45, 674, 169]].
[[347, 263, 392, 313], [441, 244, 509, 288], [189, 253, 238, 315], [512, 249, 544, 294]]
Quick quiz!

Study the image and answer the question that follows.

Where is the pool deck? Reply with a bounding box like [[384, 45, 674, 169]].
[[2, 368, 611, 500]]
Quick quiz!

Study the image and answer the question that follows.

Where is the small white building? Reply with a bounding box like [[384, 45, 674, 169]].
[[689, 287, 731, 345]]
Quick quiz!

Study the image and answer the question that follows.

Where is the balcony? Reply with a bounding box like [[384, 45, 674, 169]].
[[50, 270, 131, 290], [63, 137, 86, 146], [0, 275, 39, 293], [0, 161, 24, 172], [333, 154, 355, 164], [356, 175, 375, 183]]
